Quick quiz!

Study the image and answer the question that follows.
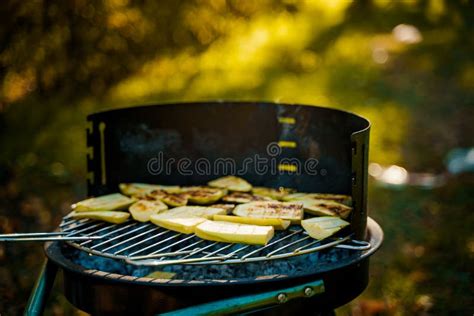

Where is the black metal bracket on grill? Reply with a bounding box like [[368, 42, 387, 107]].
[[86, 120, 107, 195], [351, 125, 370, 240]]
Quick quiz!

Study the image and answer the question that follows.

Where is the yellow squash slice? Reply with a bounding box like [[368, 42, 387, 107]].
[[184, 187, 225, 205], [222, 192, 272, 204], [301, 216, 349, 240], [208, 176, 252, 192], [161, 193, 189, 207], [149, 206, 228, 234], [195, 220, 274, 245], [233, 201, 303, 223], [251, 187, 294, 200], [153, 206, 227, 220], [213, 215, 290, 230], [209, 204, 235, 214], [72, 193, 135, 212], [149, 216, 207, 234], [69, 211, 130, 224], [119, 183, 180, 197], [146, 189, 168, 201], [284, 193, 352, 205], [300, 199, 352, 219], [129, 200, 168, 222]]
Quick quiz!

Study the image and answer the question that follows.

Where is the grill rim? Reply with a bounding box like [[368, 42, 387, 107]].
[[44, 217, 382, 287]]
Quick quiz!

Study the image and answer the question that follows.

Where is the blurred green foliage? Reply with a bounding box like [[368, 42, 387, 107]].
[[0, 0, 473, 315]]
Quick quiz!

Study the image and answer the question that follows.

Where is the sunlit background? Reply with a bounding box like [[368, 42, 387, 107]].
[[0, 1, 473, 315]]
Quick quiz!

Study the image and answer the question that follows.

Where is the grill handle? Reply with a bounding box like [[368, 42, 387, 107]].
[[24, 260, 58, 316], [160, 279, 325, 316]]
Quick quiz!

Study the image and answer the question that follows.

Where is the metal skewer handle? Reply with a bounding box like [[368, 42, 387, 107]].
[[0, 231, 103, 242]]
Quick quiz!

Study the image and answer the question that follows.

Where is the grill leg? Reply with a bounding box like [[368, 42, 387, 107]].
[[24, 259, 58, 316]]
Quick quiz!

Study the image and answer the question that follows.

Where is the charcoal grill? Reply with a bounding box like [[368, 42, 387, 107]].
[[19, 101, 383, 315]]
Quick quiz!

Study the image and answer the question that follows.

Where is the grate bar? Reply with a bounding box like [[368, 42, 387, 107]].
[[148, 234, 197, 256], [100, 225, 157, 253], [83, 222, 136, 249], [179, 242, 219, 260], [67, 222, 105, 236], [266, 235, 312, 257], [79, 224, 123, 246], [241, 230, 303, 260], [62, 219, 92, 231], [202, 243, 233, 259], [127, 232, 182, 257], [90, 223, 147, 250], [113, 229, 170, 255]]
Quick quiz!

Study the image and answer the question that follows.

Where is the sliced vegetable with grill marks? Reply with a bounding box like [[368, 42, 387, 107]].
[[129, 200, 168, 222], [146, 189, 169, 201], [119, 183, 180, 197], [213, 215, 290, 230], [195, 220, 274, 245], [222, 192, 273, 204], [301, 217, 349, 240], [184, 187, 225, 205], [284, 193, 352, 205], [209, 204, 235, 214], [152, 206, 227, 220], [161, 193, 189, 207], [69, 211, 130, 224], [208, 176, 252, 192], [149, 206, 227, 234], [251, 187, 295, 200], [150, 216, 207, 234], [233, 201, 303, 223], [300, 199, 352, 219], [72, 193, 135, 212]]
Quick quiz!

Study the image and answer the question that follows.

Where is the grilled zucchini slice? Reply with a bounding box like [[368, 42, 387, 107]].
[[119, 183, 180, 197], [233, 201, 303, 223], [208, 176, 252, 192], [149, 206, 227, 233], [184, 187, 225, 205], [161, 193, 189, 207], [150, 216, 207, 234], [129, 200, 168, 222], [152, 206, 227, 220], [252, 187, 294, 200], [195, 220, 274, 245], [72, 193, 135, 212], [300, 199, 352, 219], [146, 189, 168, 201], [281, 193, 308, 201], [209, 204, 236, 214], [69, 211, 130, 224], [301, 217, 349, 240], [213, 215, 290, 230], [284, 193, 352, 205], [222, 192, 272, 204]]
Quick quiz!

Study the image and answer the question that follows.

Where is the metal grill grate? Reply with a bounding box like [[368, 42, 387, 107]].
[[60, 216, 371, 267]]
